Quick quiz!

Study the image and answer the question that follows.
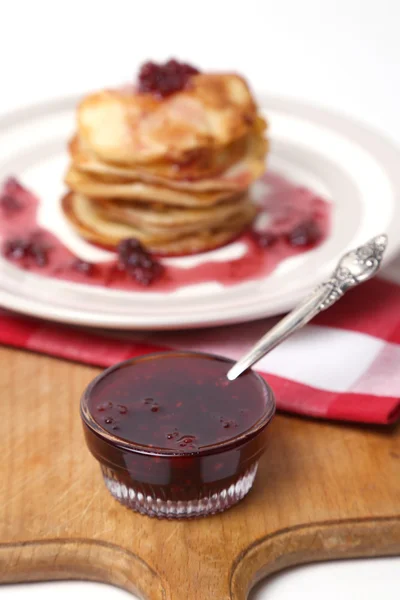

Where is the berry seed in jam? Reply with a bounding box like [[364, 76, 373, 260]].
[[137, 59, 200, 97], [72, 259, 96, 276], [0, 194, 22, 214], [253, 231, 278, 248], [3, 238, 30, 260], [117, 238, 164, 285], [30, 242, 49, 267], [81, 352, 275, 518], [287, 220, 322, 247], [3, 235, 50, 267]]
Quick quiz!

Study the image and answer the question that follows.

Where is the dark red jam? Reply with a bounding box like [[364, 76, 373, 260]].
[[117, 238, 164, 285], [81, 352, 275, 517], [88, 353, 268, 449], [137, 59, 200, 97], [3, 233, 50, 267], [0, 174, 331, 293]]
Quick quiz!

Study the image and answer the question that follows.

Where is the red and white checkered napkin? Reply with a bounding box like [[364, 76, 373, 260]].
[[1, 264, 400, 425]]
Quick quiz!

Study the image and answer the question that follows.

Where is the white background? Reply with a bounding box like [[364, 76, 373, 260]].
[[1, 0, 399, 598]]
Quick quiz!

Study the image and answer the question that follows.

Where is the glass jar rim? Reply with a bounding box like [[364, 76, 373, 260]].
[[80, 351, 276, 458]]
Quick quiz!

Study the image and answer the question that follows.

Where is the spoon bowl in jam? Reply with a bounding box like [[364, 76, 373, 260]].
[[81, 351, 275, 519]]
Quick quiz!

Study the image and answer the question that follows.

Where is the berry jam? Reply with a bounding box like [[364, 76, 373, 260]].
[[0, 173, 331, 293], [117, 238, 164, 285], [3, 233, 50, 267], [286, 219, 322, 247], [137, 59, 200, 97], [0, 194, 22, 214], [81, 352, 275, 518]]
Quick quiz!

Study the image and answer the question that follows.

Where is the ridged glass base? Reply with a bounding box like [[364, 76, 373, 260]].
[[101, 463, 258, 518]]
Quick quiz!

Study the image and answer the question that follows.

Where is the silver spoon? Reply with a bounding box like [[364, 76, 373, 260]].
[[227, 234, 388, 381]]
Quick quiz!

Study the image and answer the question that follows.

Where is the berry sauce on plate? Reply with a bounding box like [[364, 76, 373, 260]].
[[0, 173, 331, 292]]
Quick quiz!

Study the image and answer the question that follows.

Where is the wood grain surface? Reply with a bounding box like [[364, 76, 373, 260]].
[[0, 346, 399, 599]]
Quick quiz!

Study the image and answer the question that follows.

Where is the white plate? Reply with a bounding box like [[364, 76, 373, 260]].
[[0, 95, 399, 330]]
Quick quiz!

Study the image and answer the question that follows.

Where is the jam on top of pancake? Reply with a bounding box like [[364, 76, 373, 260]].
[[137, 59, 200, 97]]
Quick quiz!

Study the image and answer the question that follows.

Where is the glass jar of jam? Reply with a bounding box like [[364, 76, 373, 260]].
[[81, 351, 275, 518]]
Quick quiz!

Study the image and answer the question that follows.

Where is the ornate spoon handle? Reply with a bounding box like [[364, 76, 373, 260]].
[[227, 234, 388, 381]]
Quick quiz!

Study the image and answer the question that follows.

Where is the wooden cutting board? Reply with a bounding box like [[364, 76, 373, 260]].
[[1, 346, 400, 599]]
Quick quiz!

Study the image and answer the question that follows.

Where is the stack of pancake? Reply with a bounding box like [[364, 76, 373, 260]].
[[62, 71, 268, 255]]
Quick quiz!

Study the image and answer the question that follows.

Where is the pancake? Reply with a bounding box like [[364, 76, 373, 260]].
[[77, 74, 259, 165], [65, 166, 239, 207], [63, 64, 268, 259], [62, 192, 256, 255], [95, 194, 253, 236], [69, 121, 267, 192], [70, 132, 248, 182]]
